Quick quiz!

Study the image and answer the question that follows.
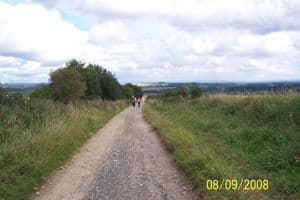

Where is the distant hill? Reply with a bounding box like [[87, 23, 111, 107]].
[[1, 83, 47, 93], [2, 81, 300, 94], [137, 82, 300, 94]]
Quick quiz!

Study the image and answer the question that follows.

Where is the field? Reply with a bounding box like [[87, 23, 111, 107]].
[[0, 91, 127, 199], [139, 82, 300, 95], [144, 93, 300, 199]]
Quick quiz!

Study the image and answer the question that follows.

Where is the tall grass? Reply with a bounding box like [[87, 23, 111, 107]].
[[144, 93, 300, 199], [0, 91, 127, 199]]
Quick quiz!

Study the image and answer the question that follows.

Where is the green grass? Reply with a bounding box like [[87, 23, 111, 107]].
[[144, 93, 300, 200], [0, 92, 127, 200]]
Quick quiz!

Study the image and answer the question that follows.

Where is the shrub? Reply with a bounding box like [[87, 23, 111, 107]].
[[30, 59, 137, 101], [65, 60, 126, 100], [29, 86, 50, 99], [190, 84, 203, 98], [164, 89, 179, 97], [121, 84, 134, 98], [49, 67, 87, 104], [177, 86, 190, 98], [121, 83, 143, 98]]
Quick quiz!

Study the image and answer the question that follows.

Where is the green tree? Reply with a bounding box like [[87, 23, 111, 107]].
[[84, 64, 102, 98], [177, 86, 189, 98], [190, 84, 203, 98], [48, 59, 125, 101], [132, 85, 143, 97], [164, 89, 178, 97], [0, 86, 5, 98], [98, 68, 123, 100], [67, 61, 123, 100], [122, 83, 143, 97], [30, 86, 50, 99], [66, 59, 85, 73], [122, 84, 134, 98], [49, 67, 86, 103], [121, 83, 143, 98]]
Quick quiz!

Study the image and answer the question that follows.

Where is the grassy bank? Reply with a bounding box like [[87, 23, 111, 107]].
[[144, 93, 300, 199], [0, 92, 127, 199]]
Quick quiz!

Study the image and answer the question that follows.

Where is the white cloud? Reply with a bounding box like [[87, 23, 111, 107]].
[[35, 0, 300, 33], [0, 2, 87, 63], [0, 55, 53, 83], [1, 0, 300, 83], [89, 21, 131, 44], [234, 31, 296, 57]]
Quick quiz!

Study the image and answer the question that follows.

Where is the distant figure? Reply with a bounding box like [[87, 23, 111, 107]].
[[131, 96, 136, 107], [137, 97, 141, 107]]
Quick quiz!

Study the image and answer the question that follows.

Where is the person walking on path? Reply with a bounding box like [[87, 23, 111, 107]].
[[131, 96, 136, 107], [137, 96, 141, 108]]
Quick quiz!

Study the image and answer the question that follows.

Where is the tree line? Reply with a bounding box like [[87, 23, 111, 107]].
[[30, 59, 142, 103], [163, 85, 203, 98]]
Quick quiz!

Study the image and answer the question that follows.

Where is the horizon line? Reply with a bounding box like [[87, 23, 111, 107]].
[[2, 80, 300, 85]]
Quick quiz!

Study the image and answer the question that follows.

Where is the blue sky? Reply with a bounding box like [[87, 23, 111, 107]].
[[60, 11, 94, 31], [0, 0, 300, 83]]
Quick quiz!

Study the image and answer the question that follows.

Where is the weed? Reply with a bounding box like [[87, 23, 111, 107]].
[[144, 93, 300, 199]]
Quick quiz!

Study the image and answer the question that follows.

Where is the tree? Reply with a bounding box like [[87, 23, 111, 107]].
[[84, 64, 102, 98], [190, 84, 203, 98], [122, 84, 134, 98], [64, 59, 101, 98], [132, 84, 143, 97], [98, 68, 123, 100], [0, 86, 6, 104], [164, 89, 178, 97], [46, 59, 125, 101], [49, 67, 86, 103], [0, 86, 5, 97], [66, 59, 85, 73], [121, 83, 142, 98], [177, 86, 189, 98], [70, 62, 123, 100], [30, 86, 50, 99]]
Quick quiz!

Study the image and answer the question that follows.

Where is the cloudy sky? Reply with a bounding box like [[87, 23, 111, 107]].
[[0, 0, 300, 83]]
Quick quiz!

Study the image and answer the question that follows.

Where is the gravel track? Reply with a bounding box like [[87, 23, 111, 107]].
[[34, 101, 199, 200]]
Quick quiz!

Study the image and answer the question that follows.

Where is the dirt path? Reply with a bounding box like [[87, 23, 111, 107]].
[[34, 101, 199, 200]]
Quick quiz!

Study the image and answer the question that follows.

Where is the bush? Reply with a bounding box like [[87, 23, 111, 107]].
[[0, 87, 6, 102], [64, 59, 126, 100], [164, 87, 190, 98], [121, 83, 143, 98], [49, 67, 87, 104], [84, 64, 102, 97], [121, 84, 134, 98], [190, 84, 203, 98], [177, 86, 190, 97], [0, 90, 51, 142], [29, 86, 50, 99], [164, 89, 178, 97], [30, 59, 138, 102]]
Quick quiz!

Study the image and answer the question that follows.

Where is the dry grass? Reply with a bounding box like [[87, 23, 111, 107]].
[[144, 93, 300, 200], [0, 96, 127, 200]]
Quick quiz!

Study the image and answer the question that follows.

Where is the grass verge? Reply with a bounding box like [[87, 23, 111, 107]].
[[143, 93, 299, 200], [0, 97, 127, 200]]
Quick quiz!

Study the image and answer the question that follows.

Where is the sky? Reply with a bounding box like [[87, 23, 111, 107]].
[[0, 0, 300, 83]]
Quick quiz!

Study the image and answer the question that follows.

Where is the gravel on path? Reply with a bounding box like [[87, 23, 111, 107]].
[[34, 101, 199, 200]]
